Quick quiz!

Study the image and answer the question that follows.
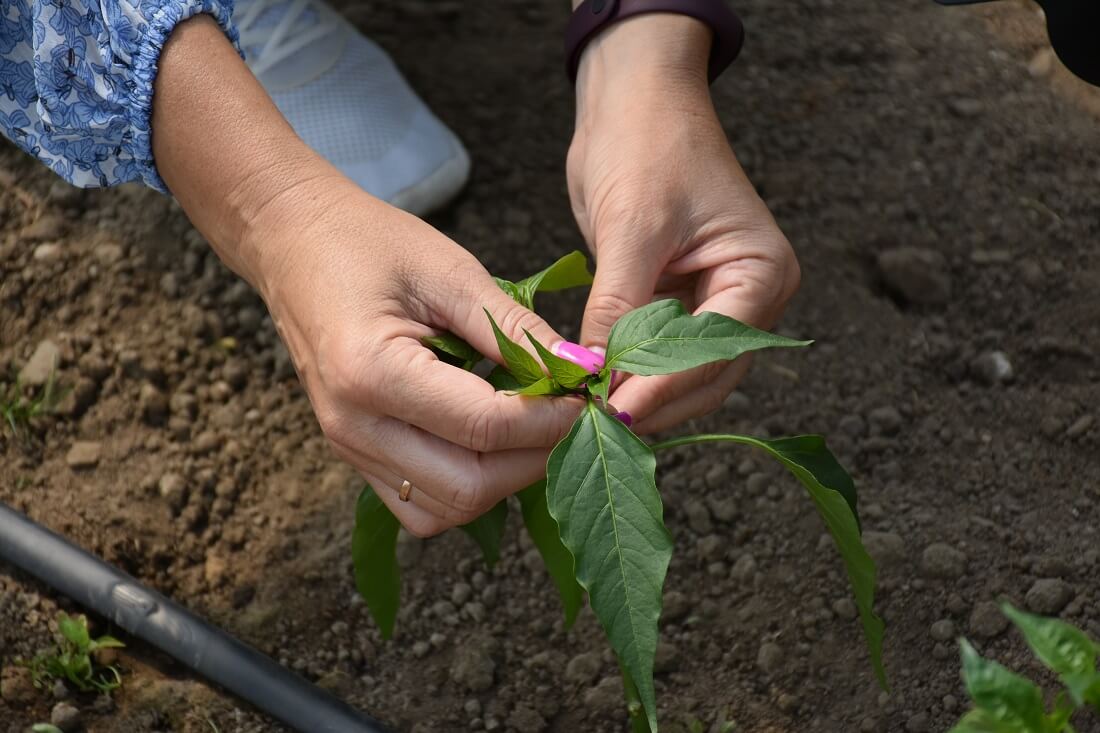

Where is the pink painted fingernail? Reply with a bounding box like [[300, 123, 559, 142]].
[[552, 341, 605, 372], [612, 411, 633, 428]]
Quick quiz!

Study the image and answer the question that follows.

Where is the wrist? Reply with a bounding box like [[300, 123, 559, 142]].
[[575, 14, 712, 113]]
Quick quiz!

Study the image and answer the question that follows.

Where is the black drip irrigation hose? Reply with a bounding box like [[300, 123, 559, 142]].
[[0, 501, 391, 733]]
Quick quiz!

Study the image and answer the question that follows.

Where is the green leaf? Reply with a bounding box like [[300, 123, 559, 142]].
[[486, 365, 523, 392], [1002, 602, 1100, 708], [949, 707, 1032, 733], [650, 433, 884, 688], [32, 725, 65, 733], [587, 372, 611, 405], [493, 277, 524, 304], [484, 309, 544, 386], [89, 635, 125, 651], [960, 639, 1049, 732], [513, 377, 567, 396], [460, 500, 508, 569], [525, 331, 592, 389], [352, 485, 402, 639], [517, 481, 584, 629], [423, 333, 481, 369], [515, 250, 594, 301], [547, 400, 672, 732], [58, 614, 90, 650], [603, 299, 811, 377], [494, 252, 593, 310]]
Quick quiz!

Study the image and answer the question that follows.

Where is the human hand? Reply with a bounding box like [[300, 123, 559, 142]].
[[566, 15, 801, 434], [153, 17, 582, 537], [247, 175, 584, 535]]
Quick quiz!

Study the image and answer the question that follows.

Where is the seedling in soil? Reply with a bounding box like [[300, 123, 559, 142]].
[[352, 252, 885, 731], [0, 370, 64, 444], [21, 612, 125, 694], [950, 603, 1100, 733]]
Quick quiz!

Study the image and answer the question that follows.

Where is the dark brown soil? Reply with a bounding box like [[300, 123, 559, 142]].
[[2, 1, 1099, 732]]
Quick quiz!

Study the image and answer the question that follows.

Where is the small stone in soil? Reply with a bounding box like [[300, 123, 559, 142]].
[[158, 473, 188, 511], [565, 651, 601, 685], [730, 553, 757, 583], [683, 499, 713, 534], [654, 641, 680, 673], [450, 641, 495, 692], [1066, 415, 1094, 439], [970, 351, 1014, 386], [51, 701, 82, 731], [0, 665, 36, 706], [663, 590, 690, 622], [19, 339, 61, 386], [877, 246, 952, 305], [862, 531, 906, 570], [757, 641, 784, 676], [139, 382, 169, 425], [65, 441, 102, 469], [706, 496, 738, 522], [968, 600, 1009, 638], [1025, 578, 1074, 615], [920, 543, 967, 580], [583, 676, 622, 715], [507, 703, 547, 732], [930, 619, 955, 642], [832, 598, 858, 620], [868, 406, 903, 436]]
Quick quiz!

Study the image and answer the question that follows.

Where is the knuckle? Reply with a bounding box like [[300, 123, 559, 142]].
[[316, 405, 351, 446], [586, 290, 637, 332], [320, 335, 376, 405], [462, 403, 504, 452], [781, 252, 802, 302], [496, 305, 544, 344], [447, 476, 485, 517]]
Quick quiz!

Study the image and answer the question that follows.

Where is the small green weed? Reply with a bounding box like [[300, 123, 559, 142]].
[[21, 612, 125, 694], [1, 371, 64, 443]]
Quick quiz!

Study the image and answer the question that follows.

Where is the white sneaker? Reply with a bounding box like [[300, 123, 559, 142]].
[[235, 0, 471, 217]]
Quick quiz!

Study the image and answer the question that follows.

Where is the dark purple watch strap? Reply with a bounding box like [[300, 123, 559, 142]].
[[564, 0, 744, 84]]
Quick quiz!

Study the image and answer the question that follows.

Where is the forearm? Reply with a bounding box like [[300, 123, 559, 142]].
[[151, 15, 344, 293], [569, 12, 712, 123]]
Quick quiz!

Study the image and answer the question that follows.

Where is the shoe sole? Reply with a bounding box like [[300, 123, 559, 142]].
[[388, 134, 471, 218]]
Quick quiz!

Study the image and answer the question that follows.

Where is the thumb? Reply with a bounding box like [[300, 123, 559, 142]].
[[581, 248, 662, 350]]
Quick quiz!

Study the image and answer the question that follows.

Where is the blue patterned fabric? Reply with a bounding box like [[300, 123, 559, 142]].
[[0, 0, 238, 191]]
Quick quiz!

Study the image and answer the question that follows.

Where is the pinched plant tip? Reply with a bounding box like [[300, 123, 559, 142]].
[[354, 252, 884, 732]]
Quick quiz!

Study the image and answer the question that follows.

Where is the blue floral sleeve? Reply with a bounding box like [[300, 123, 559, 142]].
[[0, 0, 239, 191]]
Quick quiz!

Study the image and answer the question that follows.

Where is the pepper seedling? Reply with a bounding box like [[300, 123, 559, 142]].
[[352, 252, 885, 731], [949, 603, 1100, 733]]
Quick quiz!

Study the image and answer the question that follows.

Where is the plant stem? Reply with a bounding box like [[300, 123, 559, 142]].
[[619, 661, 652, 733], [650, 433, 763, 452]]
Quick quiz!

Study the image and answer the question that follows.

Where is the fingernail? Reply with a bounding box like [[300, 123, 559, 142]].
[[612, 410, 633, 428], [552, 341, 605, 372]]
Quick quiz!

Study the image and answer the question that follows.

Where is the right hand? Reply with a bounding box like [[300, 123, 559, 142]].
[[246, 172, 583, 537]]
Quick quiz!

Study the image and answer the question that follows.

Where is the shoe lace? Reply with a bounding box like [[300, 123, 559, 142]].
[[236, 0, 342, 76]]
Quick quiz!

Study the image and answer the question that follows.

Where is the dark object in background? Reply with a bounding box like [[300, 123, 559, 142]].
[[0, 502, 391, 733], [935, 0, 1100, 86]]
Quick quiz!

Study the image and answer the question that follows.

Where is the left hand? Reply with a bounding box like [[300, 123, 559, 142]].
[[567, 15, 801, 434]]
